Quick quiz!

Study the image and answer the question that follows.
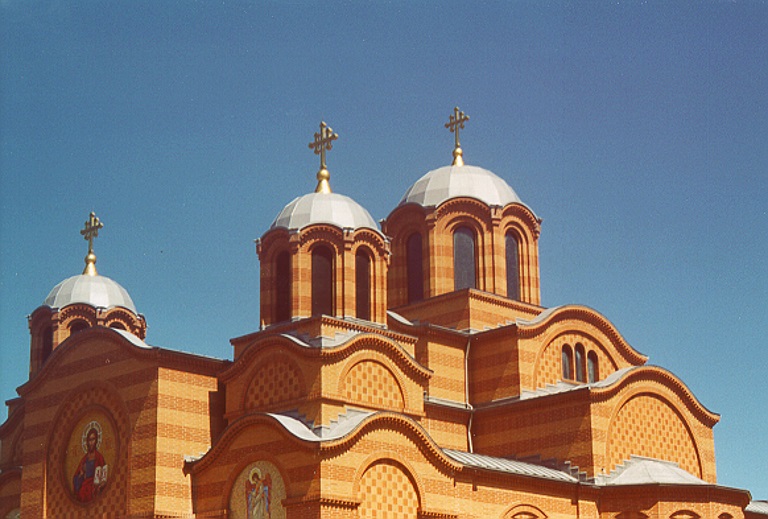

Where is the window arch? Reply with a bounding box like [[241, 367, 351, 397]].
[[275, 250, 291, 322], [311, 245, 334, 316], [505, 231, 520, 300], [406, 233, 424, 303], [562, 344, 573, 380], [69, 320, 88, 335], [575, 343, 586, 382], [355, 249, 371, 320], [453, 226, 476, 290], [109, 322, 126, 331], [587, 350, 599, 383]]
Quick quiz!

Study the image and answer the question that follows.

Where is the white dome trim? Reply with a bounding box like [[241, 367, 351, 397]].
[[43, 274, 138, 314], [399, 164, 524, 208], [270, 192, 380, 233]]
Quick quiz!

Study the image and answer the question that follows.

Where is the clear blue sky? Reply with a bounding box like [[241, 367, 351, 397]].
[[1, 1, 766, 499]]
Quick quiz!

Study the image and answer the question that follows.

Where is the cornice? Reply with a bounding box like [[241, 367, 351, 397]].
[[222, 329, 430, 383], [517, 305, 647, 365], [17, 326, 227, 396], [590, 365, 720, 427]]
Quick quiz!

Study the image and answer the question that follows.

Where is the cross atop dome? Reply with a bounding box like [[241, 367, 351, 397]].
[[308, 121, 339, 194], [80, 211, 103, 276], [445, 106, 469, 166]]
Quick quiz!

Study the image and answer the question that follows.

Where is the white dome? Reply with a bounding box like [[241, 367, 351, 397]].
[[43, 274, 138, 314], [271, 192, 380, 232], [399, 164, 524, 208]]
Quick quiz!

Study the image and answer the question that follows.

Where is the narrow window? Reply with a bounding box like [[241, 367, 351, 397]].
[[587, 351, 599, 383], [69, 320, 88, 335], [562, 344, 573, 380], [575, 343, 586, 382], [356, 250, 371, 320], [505, 232, 520, 300], [311, 246, 333, 316], [453, 226, 476, 290], [406, 233, 424, 303], [275, 251, 291, 322], [41, 326, 53, 360]]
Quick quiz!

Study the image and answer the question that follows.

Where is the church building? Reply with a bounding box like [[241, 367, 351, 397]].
[[1, 109, 765, 518]]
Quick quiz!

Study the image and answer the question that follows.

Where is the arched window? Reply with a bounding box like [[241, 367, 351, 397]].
[[275, 251, 291, 322], [587, 351, 598, 383], [69, 320, 88, 335], [505, 231, 520, 300], [356, 250, 371, 320], [406, 233, 424, 303], [109, 322, 126, 331], [311, 246, 334, 316], [575, 343, 586, 382], [41, 326, 53, 360], [562, 344, 573, 380], [453, 226, 476, 290]]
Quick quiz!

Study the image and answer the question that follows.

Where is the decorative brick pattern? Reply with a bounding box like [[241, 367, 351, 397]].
[[343, 361, 405, 411], [245, 358, 305, 410], [358, 461, 419, 519], [608, 394, 701, 477]]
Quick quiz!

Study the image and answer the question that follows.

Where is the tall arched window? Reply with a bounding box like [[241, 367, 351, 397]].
[[587, 351, 599, 383], [406, 233, 424, 303], [355, 250, 371, 320], [311, 246, 334, 316], [41, 326, 53, 360], [575, 343, 586, 382], [562, 344, 573, 380], [275, 251, 291, 322], [453, 226, 476, 290], [505, 231, 520, 300]]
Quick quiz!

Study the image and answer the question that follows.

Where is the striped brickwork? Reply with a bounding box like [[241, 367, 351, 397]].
[[599, 485, 748, 519], [517, 306, 648, 392], [223, 322, 429, 428], [393, 290, 540, 333], [258, 224, 390, 327], [152, 367, 220, 516], [0, 469, 21, 518], [471, 365, 719, 481], [12, 327, 222, 518], [384, 198, 541, 309], [590, 366, 719, 482], [28, 304, 146, 377], [469, 330, 521, 404]]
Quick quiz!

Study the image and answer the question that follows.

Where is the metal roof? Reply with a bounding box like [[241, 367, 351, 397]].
[[594, 456, 707, 486], [443, 449, 578, 483], [43, 274, 137, 314], [399, 164, 524, 209], [271, 191, 380, 232]]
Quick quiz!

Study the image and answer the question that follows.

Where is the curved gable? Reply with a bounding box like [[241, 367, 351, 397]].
[[519, 305, 647, 390], [591, 365, 719, 482]]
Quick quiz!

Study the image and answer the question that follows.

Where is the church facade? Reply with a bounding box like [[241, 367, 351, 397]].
[[1, 110, 764, 518]]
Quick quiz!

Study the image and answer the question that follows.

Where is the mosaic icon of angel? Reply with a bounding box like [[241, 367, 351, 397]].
[[245, 466, 272, 518]]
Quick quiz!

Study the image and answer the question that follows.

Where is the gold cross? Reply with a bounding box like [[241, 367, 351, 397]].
[[445, 107, 470, 166], [308, 121, 339, 193], [80, 212, 103, 275]]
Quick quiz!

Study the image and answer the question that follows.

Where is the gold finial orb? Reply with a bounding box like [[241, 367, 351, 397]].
[[316, 167, 331, 194]]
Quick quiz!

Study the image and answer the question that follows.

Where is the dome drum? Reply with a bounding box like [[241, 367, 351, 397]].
[[259, 223, 390, 327]]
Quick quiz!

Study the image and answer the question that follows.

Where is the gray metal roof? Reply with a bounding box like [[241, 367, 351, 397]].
[[747, 501, 768, 516], [443, 449, 578, 483], [399, 164, 524, 208], [271, 191, 380, 232], [594, 456, 707, 486], [43, 274, 137, 314]]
